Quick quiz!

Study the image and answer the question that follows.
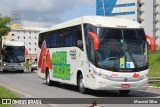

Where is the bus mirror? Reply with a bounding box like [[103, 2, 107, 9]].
[[88, 32, 100, 51], [77, 40, 83, 47], [146, 34, 156, 52]]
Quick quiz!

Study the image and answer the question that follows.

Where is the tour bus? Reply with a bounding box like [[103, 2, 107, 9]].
[[1, 40, 26, 72], [37, 16, 156, 95]]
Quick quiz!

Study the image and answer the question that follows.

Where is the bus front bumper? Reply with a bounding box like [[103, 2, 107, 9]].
[[90, 76, 148, 90], [3, 65, 24, 71]]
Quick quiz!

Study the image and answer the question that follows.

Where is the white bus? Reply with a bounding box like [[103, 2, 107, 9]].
[[37, 16, 156, 95], [1, 41, 25, 72]]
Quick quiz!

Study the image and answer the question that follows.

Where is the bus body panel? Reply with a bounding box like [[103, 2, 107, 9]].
[[3, 63, 24, 71], [37, 16, 149, 91], [85, 64, 148, 90]]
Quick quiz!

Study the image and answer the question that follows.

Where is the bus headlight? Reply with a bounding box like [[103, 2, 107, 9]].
[[3, 63, 6, 66], [93, 70, 110, 79]]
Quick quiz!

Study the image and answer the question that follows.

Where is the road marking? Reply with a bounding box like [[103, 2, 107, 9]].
[[0, 82, 33, 98], [0, 82, 59, 107]]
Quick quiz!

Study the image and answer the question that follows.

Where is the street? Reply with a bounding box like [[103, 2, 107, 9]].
[[0, 71, 160, 107]]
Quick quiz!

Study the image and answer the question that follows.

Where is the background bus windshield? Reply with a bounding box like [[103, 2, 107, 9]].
[[3, 46, 25, 63], [96, 28, 148, 72]]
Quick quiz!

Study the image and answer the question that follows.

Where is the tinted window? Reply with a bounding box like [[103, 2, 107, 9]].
[[38, 25, 83, 50]]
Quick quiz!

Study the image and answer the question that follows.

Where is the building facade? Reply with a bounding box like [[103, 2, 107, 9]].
[[11, 27, 44, 54], [96, 0, 160, 46]]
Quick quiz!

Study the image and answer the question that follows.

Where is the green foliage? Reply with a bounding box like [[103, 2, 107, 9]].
[[0, 16, 11, 41], [149, 48, 160, 87], [149, 82, 160, 87], [0, 85, 19, 107], [149, 52, 160, 77], [24, 61, 31, 71]]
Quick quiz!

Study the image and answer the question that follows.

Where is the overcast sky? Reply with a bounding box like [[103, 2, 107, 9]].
[[0, 0, 96, 28]]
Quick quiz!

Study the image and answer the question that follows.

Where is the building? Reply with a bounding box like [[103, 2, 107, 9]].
[[96, 0, 160, 46], [11, 27, 45, 54]]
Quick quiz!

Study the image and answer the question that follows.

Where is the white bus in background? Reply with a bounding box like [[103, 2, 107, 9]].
[[37, 16, 156, 95], [1, 40, 25, 72]]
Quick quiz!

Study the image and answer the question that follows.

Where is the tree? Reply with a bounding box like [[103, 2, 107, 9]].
[[0, 16, 11, 41]]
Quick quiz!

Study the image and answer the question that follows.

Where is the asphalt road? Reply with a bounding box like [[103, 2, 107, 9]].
[[0, 71, 160, 107]]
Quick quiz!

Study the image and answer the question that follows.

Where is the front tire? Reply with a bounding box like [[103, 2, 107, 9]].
[[78, 74, 87, 94], [119, 90, 130, 95], [46, 70, 53, 86]]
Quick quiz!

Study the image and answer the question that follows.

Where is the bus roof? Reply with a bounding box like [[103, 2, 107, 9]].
[[41, 16, 142, 33], [3, 41, 25, 46]]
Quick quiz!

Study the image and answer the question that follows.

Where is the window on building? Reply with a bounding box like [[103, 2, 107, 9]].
[[29, 32, 31, 34], [29, 36, 31, 39], [98, 6, 103, 9], [35, 42, 37, 45], [105, 5, 109, 9], [18, 36, 20, 39], [29, 42, 31, 45], [12, 34, 15, 36], [35, 37, 37, 39], [29, 48, 31, 51], [24, 36, 25, 39], [35, 48, 37, 51]]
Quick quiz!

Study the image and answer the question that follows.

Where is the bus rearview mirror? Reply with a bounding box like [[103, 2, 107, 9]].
[[77, 40, 83, 47], [146, 34, 156, 52], [88, 32, 100, 51]]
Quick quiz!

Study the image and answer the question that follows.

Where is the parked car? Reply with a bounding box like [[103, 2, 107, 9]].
[[31, 62, 37, 72]]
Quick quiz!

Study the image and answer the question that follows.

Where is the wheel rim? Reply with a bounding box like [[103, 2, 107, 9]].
[[79, 78, 84, 92], [47, 72, 50, 84]]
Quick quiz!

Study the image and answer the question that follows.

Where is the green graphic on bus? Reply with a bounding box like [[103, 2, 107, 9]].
[[52, 51, 70, 80]]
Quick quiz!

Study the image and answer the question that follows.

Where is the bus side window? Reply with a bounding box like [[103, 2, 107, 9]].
[[50, 32, 57, 48], [38, 34, 44, 48], [77, 25, 83, 50], [84, 24, 97, 63], [64, 29, 70, 47], [56, 30, 61, 47], [89, 39, 95, 64]]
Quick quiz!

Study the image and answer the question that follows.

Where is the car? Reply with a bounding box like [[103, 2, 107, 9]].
[[31, 62, 38, 72]]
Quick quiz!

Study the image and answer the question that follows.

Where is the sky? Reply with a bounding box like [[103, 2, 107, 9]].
[[0, 0, 96, 28]]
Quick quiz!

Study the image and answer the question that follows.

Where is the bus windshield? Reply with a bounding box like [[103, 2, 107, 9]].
[[96, 28, 148, 72], [3, 46, 25, 63]]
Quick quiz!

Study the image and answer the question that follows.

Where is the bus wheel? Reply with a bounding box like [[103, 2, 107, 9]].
[[78, 74, 86, 94], [119, 90, 130, 95], [46, 70, 52, 86]]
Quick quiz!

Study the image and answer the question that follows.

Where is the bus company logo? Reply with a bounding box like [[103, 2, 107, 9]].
[[69, 49, 77, 59], [124, 78, 128, 82]]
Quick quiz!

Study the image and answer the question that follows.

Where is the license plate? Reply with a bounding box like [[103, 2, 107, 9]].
[[121, 84, 130, 88]]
